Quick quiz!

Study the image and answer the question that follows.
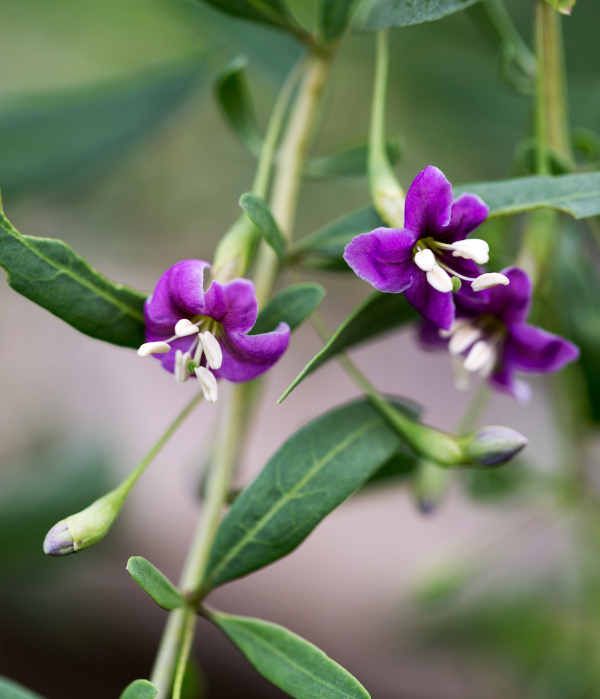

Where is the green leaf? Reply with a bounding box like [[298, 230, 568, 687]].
[[252, 282, 325, 335], [126, 556, 185, 611], [364, 445, 419, 487], [0, 58, 207, 198], [0, 677, 46, 699], [543, 0, 575, 15], [304, 138, 402, 179], [119, 679, 158, 699], [279, 292, 417, 402], [210, 611, 370, 699], [0, 210, 146, 348], [202, 398, 400, 590], [215, 56, 262, 156], [197, 0, 296, 32], [360, 0, 484, 31], [319, 0, 359, 42], [292, 206, 383, 271], [454, 172, 600, 219], [239, 192, 287, 258]]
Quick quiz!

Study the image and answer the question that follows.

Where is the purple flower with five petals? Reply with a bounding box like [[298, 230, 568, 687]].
[[420, 267, 580, 402], [344, 165, 502, 330], [141, 260, 290, 394]]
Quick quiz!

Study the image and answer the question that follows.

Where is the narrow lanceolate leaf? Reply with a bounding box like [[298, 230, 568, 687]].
[[215, 57, 262, 156], [119, 679, 158, 699], [304, 139, 402, 179], [198, 0, 295, 31], [454, 172, 600, 219], [239, 192, 286, 258], [0, 58, 206, 198], [0, 677, 46, 699], [279, 292, 417, 402], [360, 0, 483, 31], [210, 611, 370, 699], [319, 0, 360, 42], [292, 206, 383, 271], [202, 399, 399, 590], [126, 556, 185, 611], [252, 283, 325, 335], [0, 209, 146, 348]]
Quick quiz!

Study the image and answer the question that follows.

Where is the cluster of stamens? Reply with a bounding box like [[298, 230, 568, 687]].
[[413, 238, 508, 293], [137, 318, 223, 403], [440, 318, 502, 390]]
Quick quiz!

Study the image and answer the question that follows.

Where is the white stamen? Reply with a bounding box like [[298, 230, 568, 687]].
[[426, 265, 453, 293], [200, 331, 223, 370], [174, 318, 200, 337], [451, 239, 490, 265], [479, 346, 497, 378], [195, 366, 218, 403], [471, 272, 510, 292], [448, 325, 482, 355], [451, 356, 471, 392], [464, 340, 494, 372], [137, 341, 170, 357], [175, 350, 192, 383], [439, 318, 469, 339], [414, 248, 436, 272]]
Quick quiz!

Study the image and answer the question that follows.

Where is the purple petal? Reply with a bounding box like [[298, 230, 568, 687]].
[[488, 364, 532, 404], [344, 228, 416, 293], [483, 266, 532, 324], [216, 323, 291, 382], [403, 271, 455, 330], [404, 166, 453, 236], [417, 320, 450, 350], [437, 193, 489, 244], [505, 323, 580, 374], [204, 278, 258, 333]]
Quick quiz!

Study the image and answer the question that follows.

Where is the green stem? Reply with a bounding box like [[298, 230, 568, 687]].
[[171, 609, 197, 699]]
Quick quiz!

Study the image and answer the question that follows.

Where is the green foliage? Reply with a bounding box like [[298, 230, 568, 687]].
[[279, 292, 417, 402], [215, 57, 262, 155], [0, 58, 207, 198], [292, 206, 383, 271], [252, 282, 325, 334], [0, 677, 46, 699], [455, 172, 600, 219], [119, 679, 159, 699], [210, 611, 370, 698], [364, 445, 419, 487], [360, 0, 483, 31], [202, 398, 400, 590], [319, 0, 359, 42], [304, 138, 402, 179], [195, 0, 300, 35], [239, 192, 287, 258], [126, 556, 185, 611], [0, 209, 146, 348]]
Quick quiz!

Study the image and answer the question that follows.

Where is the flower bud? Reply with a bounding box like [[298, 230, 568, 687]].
[[211, 215, 258, 282], [459, 425, 528, 466], [412, 460, 449, 515]]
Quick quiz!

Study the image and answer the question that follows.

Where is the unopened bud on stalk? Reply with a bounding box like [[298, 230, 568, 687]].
[[412, 459, 449, 515], [459, 425, 528, 466], [211, 215, 258, 282]]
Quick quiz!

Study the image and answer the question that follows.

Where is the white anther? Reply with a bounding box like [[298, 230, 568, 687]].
[[479, 347, 497, 378], [195, 366, 218, 403], [175, 350, 192, 383], [414, 248, 436, 272], [451, 239, 490, 265], [137, 341, 171, 357], [448, 325, 482, 355], [464, 340, 494, 373], [200, 331, 223, 370], [471, 272, 510, 292], [426, 265, 453, 293], [174, 319, 200, 337]]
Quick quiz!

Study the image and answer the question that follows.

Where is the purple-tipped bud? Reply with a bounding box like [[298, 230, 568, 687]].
[[43, 520, 75, 556], [460, 425, 528, 467]]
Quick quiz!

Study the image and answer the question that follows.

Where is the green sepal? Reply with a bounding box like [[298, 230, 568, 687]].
[[126, 556, 186, 611], [119, 679, 159, 699], [239, 192, 287, 258], [210, 611, 370, 698], [252, 282, 325, 334]]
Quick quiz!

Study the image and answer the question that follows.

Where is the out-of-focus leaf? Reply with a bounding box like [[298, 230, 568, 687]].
[[292, 206, 383, 271], [210, 611, 370, 698], [0, 209, 146, 348], [239, 193, 286, 258], [252, 282, 325, 334], [304, 138, 402, 179], [196, 0, 299, 34], [364, 445, 419, 487], [215, 57, 262, 155], [0, 677, 46, 699], [119, 680, 158, 699], [360, 0, 484, 31], [543, 0, 575, 15], [126, 557, 185, 611], [0, 57, 207, 198], [202, 398, 400, 590], [463, 462, 525, 501], [319, 0, 359, 41], [454, 172, 600, 219], [279, 292, 417, 402]]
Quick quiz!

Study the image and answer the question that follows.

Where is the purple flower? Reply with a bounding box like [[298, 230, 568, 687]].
[[344, 166, 507, 330], [420, 267, 580, 402], [138, 260, 290, 401]]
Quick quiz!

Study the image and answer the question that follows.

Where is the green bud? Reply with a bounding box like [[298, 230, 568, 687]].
[[459, 425, 528, 467], [211, 215, 258, 282], [543, 0, 575, 15], [412, 459, 449, 514]]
